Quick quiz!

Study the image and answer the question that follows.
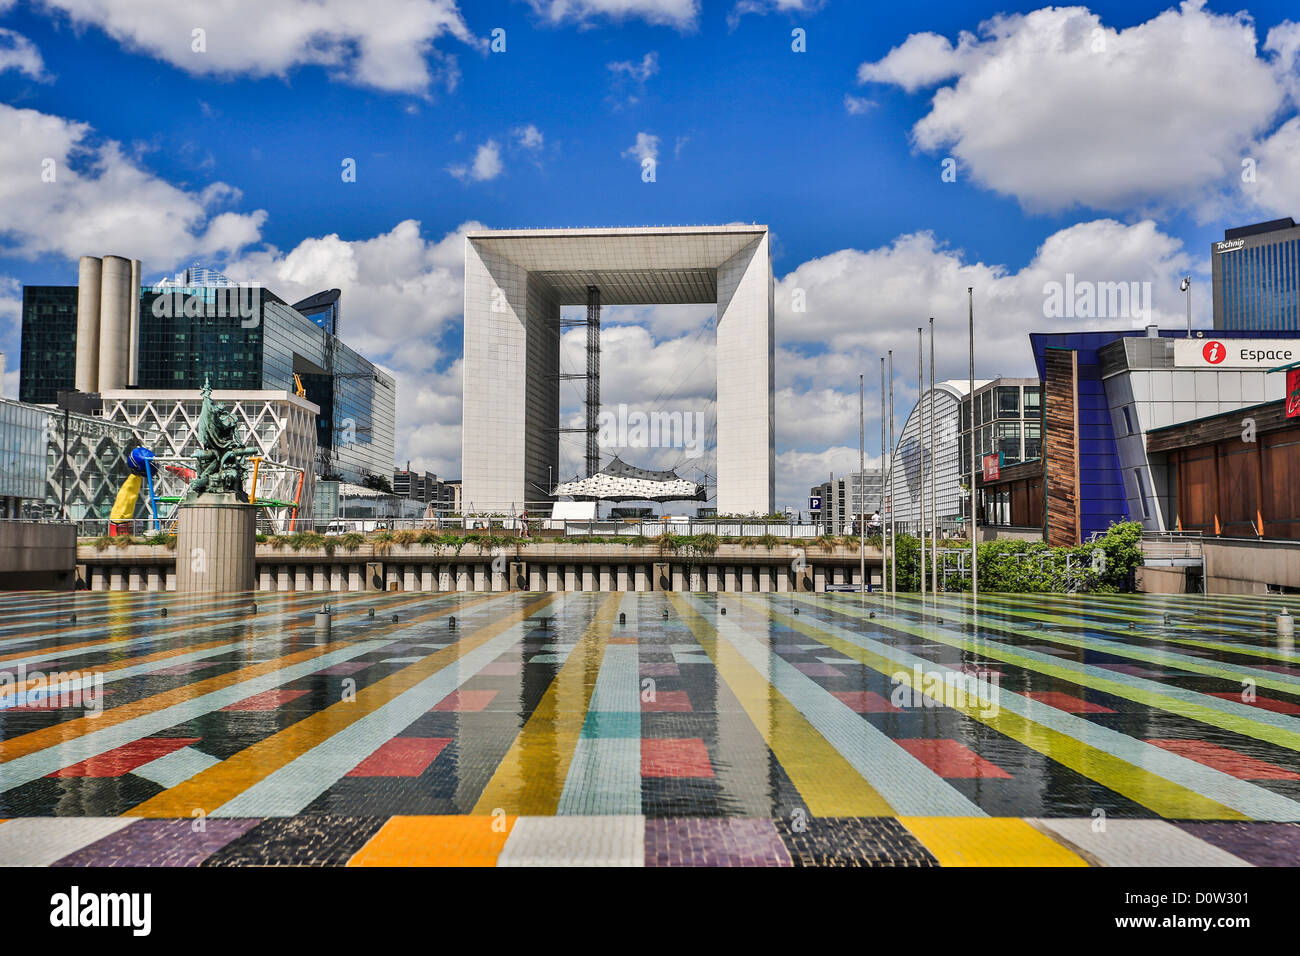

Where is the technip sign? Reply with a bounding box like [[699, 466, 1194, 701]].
[[1174, 338, 1298, 368]]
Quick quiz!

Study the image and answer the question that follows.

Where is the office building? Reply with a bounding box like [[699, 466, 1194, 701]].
[[810, 469, 883, 533], [1211, 217, 1300, 331], [18, 260, 396, 487], [957, 378, 1043, 529], [19, 286, 79, 405], [462, 226, 774, 515], [972, 328, 1298, 544], [888, 380, 984, 533]]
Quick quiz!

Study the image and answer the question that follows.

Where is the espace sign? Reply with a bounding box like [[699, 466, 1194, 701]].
[[1174, 339, 1297, 368]]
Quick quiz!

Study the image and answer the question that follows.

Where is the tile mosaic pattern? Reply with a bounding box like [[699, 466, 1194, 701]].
[[0, 587, 1297, 865]]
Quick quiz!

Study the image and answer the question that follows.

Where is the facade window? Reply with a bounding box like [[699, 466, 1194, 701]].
[[1133, 468, 1150, 520], [1122, 405, 1134, 435], [996, 386, 1020, 417], [995, 421, 1020, 463], [1024, 421, 1042, 460]]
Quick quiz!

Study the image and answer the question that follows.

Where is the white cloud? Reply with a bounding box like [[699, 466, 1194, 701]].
[[729, 0, 825, 29], [857, 2, 1300, 216], [224, 220, 482, 480], [449, 139, 503, 182], [0, 102, 266, 264], [777, 446, 877, 513], [775, 218, 1194, 392], [525, 0, 697, 30], [34, 0, 482, 94], [513, 124, 544, 150], [843, 94, 873, 115], [608, 51, 659, 82], [622, 131, 659, 164], [0, 28, 48, 79]]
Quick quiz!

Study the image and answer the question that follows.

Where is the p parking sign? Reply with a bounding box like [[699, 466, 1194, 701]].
[[809, 496, 822, 511]]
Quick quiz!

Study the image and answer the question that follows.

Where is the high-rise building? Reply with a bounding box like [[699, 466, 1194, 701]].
[[19, 286, 79, 404], [18, 262, 396, 486], [810, 470, 883, 533], [1211, 217, 1300, 331]]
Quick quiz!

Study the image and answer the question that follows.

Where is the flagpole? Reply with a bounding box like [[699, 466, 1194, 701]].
[[889, 350, 896, 595], [968, 288, 978, 604], [880, 356, 887, 595], [918, 326, 926, 599], [859, 373, 865, 595], [929, 316, 938, 594]]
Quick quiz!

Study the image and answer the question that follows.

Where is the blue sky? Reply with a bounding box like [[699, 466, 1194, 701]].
[[2, 0, 1298, 509]]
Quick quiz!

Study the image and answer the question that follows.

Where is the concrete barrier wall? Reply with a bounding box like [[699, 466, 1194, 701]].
[[0, 522, 76, 590], [1201, 539, 1300, 595], [76, 542, 883, 594]]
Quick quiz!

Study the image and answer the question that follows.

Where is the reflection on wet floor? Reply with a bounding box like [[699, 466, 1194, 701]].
[[0, 587, 1298, 865]]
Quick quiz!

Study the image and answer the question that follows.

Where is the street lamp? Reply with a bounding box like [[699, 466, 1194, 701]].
[[1180, 276, 1192, 337]]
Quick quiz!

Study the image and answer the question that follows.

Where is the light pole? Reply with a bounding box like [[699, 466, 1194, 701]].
[[859, 373, 865, 595], [918, 327, 926, 599], [968, 287, 978, 603], [889, 350, 896, 594], [1180, 276, 1192, 337], [929, 317, 938, 594], [880, 356, 887, 594]]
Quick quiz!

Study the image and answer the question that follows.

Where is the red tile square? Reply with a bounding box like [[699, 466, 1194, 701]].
[[51, 737, 200, 778], [221, 689, 309, 712], [432, 689, 499, 712], [832, 691, 902, 713], [896, 738, 1013, 779], [1208, 693, 1300, 715], [641, 738, 714, 778], [1024, 690, 1116, 714], [346, 738, 452, 777], [642, 690, 692, 712], [1148, 739, 1300, 780]]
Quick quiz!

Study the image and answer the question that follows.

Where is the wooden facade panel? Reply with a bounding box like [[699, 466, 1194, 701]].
[[1177, 451, 1217, 533], [1043, 350, 1079, 546], [1217, 444, 1258, 536]]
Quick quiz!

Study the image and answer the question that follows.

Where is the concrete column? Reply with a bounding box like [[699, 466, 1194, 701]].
[[97, 255, 133, 392], [75, 256, 102, 393], [440, 567, 453, 591], [634, 566, 647, 591], [175, 500, 257, 593], [759, 567, 771, 592], [776, 568, 788, 592], [404, 566, 418, 592], [258, 566, 272, 591], [421, 566, 434, 591], [147, 567, 162, 592], [582, 566, 595, 591], [277, 566, 290, 591], [313, 565, 327, 591], [724, 567, 736, 592], [564, 566, 577, 590], [349, 566, 362, 591], [165, 570, 176, 591], [295, 566, 309, 591], [813, 567, 826, 592]]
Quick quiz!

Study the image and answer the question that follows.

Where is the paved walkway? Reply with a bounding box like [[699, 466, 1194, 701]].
[[0, 588, 1297, 865]]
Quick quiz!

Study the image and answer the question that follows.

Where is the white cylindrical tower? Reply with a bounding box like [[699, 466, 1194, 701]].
[[74, 256, 102, 393], [128, 258, 141, 387], [97, 255, 133, 391]]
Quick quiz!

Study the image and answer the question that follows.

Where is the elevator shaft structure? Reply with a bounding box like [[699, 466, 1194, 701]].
[[584, 285, 601, 479]]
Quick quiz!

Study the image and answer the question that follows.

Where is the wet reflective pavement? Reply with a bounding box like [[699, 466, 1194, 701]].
[[1, 588, 1298, 865]]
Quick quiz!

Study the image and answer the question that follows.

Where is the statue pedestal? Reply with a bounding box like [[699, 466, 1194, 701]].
[[174, 495, 257, 593]]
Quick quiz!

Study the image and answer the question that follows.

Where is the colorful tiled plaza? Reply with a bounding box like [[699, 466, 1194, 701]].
[[1, 587, 1298, 866]]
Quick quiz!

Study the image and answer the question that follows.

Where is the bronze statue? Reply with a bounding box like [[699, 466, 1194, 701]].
[[184, 377, 258, 502]]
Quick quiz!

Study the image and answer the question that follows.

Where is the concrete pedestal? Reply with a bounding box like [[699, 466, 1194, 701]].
[[175, 497, 257, 593]]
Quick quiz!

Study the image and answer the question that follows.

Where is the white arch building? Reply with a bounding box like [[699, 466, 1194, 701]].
[[461, 226, 775, 515]]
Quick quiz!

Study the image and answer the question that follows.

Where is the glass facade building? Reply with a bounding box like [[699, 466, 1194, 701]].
[[18, 281, 396, 486], [19, 287, 78, 405], [889, 381, 977, 533], [1212, 218, 1300, 331], [0, 398, 48, 515], [958, 378, 1044, 482]]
